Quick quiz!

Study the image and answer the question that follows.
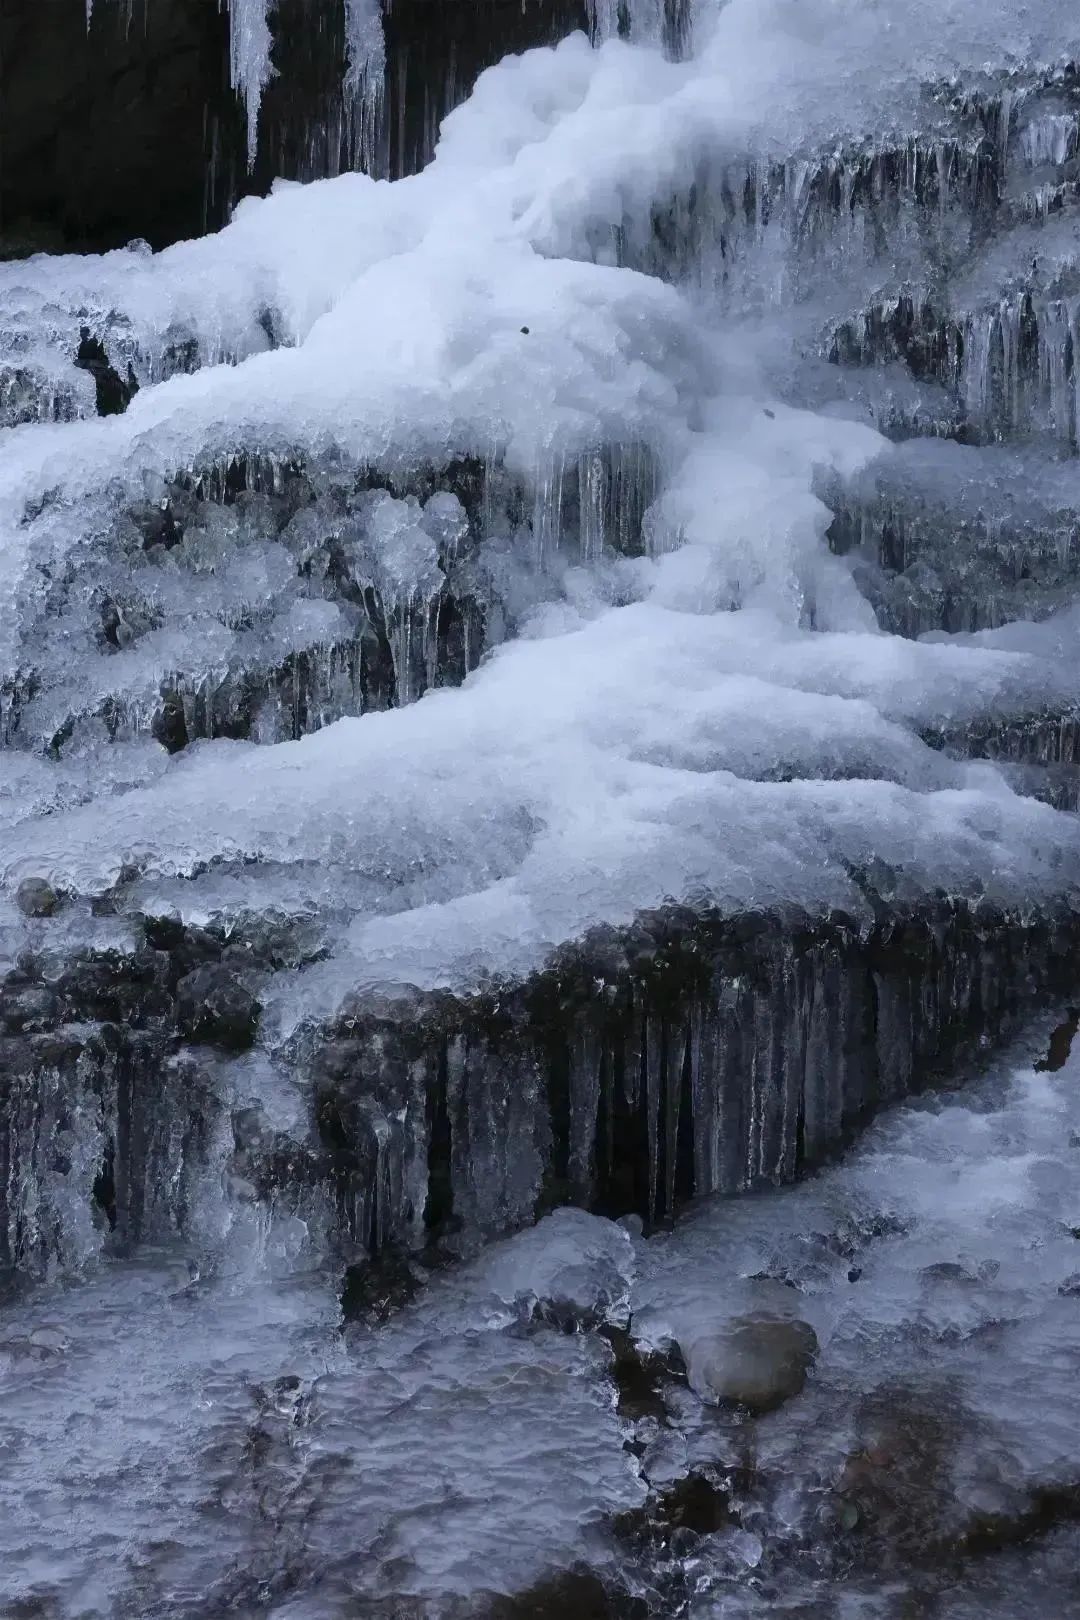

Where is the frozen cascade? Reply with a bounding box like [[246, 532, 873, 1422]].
[[5, 0, 1080, 1612], [619, 1015, 1080, 1614]]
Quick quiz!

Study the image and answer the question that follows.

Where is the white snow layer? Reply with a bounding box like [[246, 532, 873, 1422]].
[[5, 1, 1080, 1017]]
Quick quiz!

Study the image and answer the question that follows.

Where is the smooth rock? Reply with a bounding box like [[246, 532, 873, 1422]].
[[683, 1312, 819, 1413], [15, 878, 60, 918]]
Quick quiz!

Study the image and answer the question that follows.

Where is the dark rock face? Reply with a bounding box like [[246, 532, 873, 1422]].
[[0, 0, 238, 253], [1, 0, 592, 256], [312, 901, 1080, 1261], [340, 1246, 424, 1322], [74, 329, 138, 416], [475, 1569, 650, 1619], [4, 894, 1076, 1281], [175, 964, 261, 1051]]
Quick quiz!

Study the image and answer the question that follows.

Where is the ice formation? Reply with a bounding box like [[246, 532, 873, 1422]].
[[5, 9, 1080, 971], [81, 0, 676, 187], [4, 1, 1080, 1608], [227, 0, 275, 166], [2, 1022, 1079, 1614]]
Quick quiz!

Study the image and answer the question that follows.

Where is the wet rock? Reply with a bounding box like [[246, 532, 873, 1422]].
[[175, 964, 260, 1051], [0, 980, 61, 1035], [349, 1570, 650, 1619], [0, 1331, 68, 1365], [476, 1568, 649, 1619], [1036, 1009, 1079, 1073], [652, 1470, 731, 1536], [74, 328, 136, 416], [1058, 1273, 1080, 1297], [231, 1104, 274, 1157], [341, 1248, 424, 1324], [15, 878, 59, 918], [921, 1258, 998, 1285], [683, 1313, 819, 1413], [830, 1388, 964, 1567], [604, 1328, 685, 1423], [56, 949, 171, 1025]]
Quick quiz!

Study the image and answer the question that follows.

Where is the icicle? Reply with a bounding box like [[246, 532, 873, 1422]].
[[567, 1027, 602, 1204], [344, 0, 386, 168], [644, 1015, 663, 1220], [223, 0, 273, 169], [1041, 299, 1074, 446], [933, 140, 951, 215], [1018, 112, 1080, 169], [383, 599, 411, 707], [532, 452, 566, 567], [578, 450, 607, 562], [962, 311, 994, 430], [996, 90, 1015, 169], [627, 0, 667, 46], [586, 0, 621, 41], [999, 297, 1021, 434], [587, 0, 666, 46]]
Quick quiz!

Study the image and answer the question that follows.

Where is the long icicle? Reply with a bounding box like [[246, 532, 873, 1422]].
[[223, 0, 274, 169]]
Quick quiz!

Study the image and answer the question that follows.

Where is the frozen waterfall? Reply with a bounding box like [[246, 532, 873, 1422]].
[[3, 0, 1080, 1614]]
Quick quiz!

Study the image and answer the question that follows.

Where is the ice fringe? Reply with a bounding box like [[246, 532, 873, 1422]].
[[81, 0, 673, 181]]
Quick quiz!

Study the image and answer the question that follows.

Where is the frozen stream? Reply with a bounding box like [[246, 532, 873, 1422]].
[[2, 1014, 1078, 1617]]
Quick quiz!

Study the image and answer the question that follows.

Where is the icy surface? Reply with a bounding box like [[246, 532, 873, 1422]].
[[8, 584, 1080, 1019], [228, 0, 274, 166], [0, 1209, 642, 1617], [625, 1016, 1080, 1614], [2, 1019, 1079, 1614]]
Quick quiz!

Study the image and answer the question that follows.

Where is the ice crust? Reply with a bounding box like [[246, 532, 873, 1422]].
[[7, 587, 1080, 1017], [0, 1210, 643, 1616], [622, 1023, 1080, 1610], [5, 1, 1080, 1021], [3, 1029, 1079, 1614], [826, 438, 1080, 633]]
